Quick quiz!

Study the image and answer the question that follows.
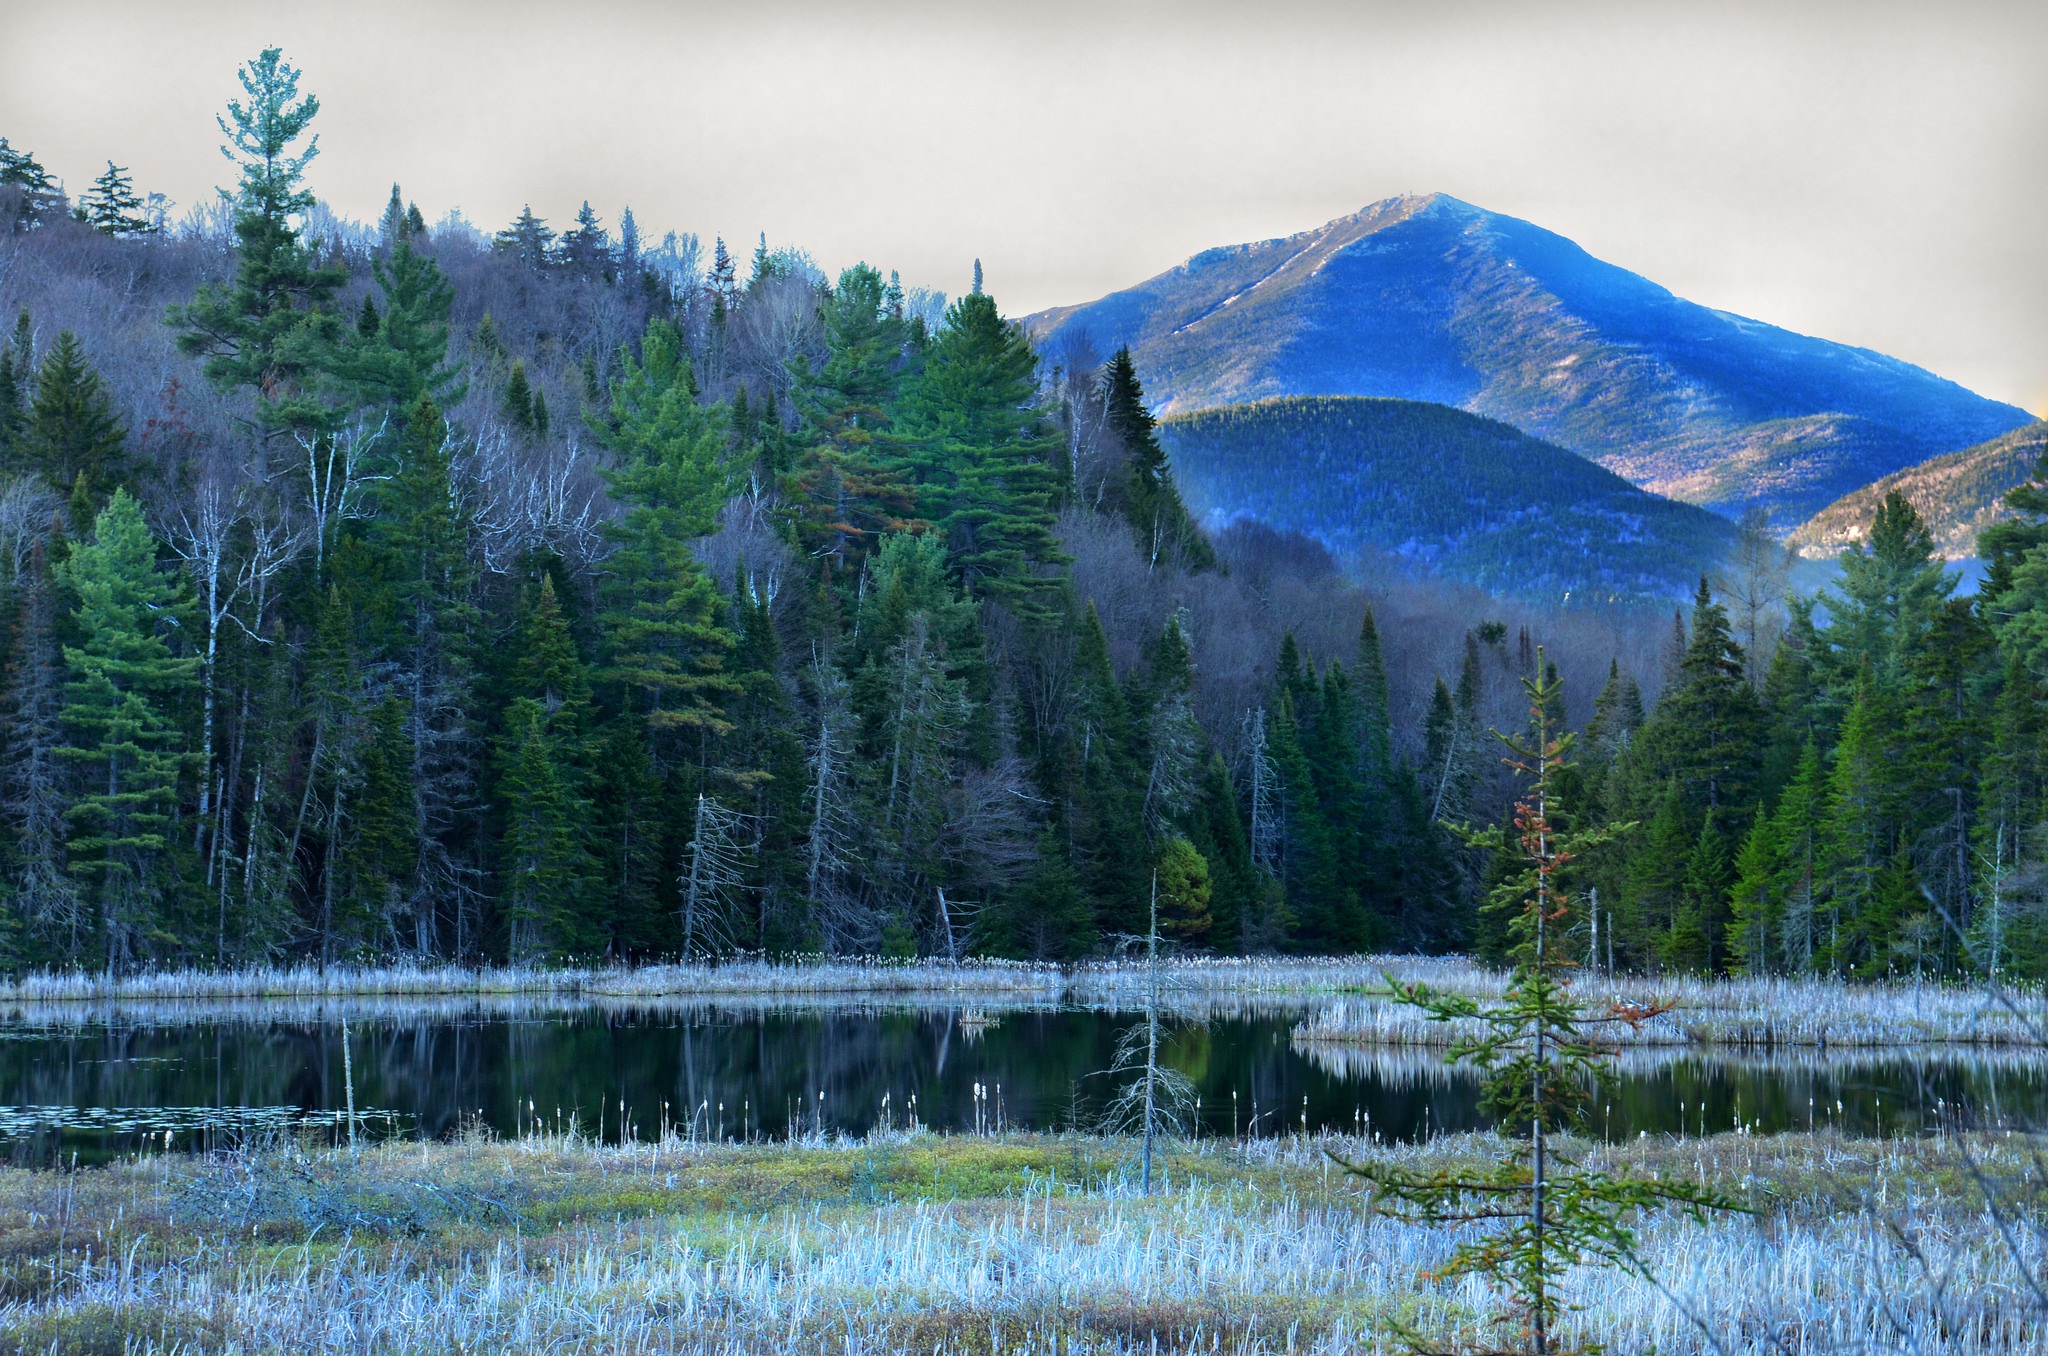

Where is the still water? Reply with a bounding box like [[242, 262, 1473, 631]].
[[4, 1001, 2045, 1158]]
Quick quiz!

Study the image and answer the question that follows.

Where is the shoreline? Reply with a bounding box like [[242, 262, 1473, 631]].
[[0, 955, 2042, 1048]]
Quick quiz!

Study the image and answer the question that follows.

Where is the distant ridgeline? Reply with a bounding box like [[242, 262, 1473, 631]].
[[1033, 193, 2032, 524], [1159, 396, 1737, 603], [1791, 420, 2048, 561]]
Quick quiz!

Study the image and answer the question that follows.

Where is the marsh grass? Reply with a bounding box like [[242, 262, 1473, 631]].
[[0, 1125, 2041, 1353], [3, 955, 2039, 1048]]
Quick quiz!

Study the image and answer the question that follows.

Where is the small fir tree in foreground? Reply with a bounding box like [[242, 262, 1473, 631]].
[[1335, 653, 1740, 1356]]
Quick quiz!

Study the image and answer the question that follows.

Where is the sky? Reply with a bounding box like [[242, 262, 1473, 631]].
[[4, 0, 2043, 414]]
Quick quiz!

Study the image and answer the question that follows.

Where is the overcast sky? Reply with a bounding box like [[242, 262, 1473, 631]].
[[5, 0, 2042, 413]]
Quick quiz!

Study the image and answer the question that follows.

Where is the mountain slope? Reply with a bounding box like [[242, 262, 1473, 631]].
[[1158, 396, 1737, 602], [1789, 420, 2048, 560], [1033, 194, 2032, 523]]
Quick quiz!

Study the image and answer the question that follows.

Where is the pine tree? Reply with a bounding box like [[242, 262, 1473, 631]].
[[1068, 601, 1147, 938], [367, 396, 482, 957], [1629, 578, 1764, 815], [1666, 809, 1734, 973], [1583, 658, 1643, 765], [784, 264, 919, 576], [169, 48, 348, 440], [895, 292, 1065, 623], [56, 491, 201, 970], [79, 162, 153, 236], [1356, 608, 1393, 788], [0, 138, 62, 231]]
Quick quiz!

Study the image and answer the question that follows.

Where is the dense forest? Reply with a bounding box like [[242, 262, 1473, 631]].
[[1157, 396, 1737, 601], [3, 50, 2048, 980]]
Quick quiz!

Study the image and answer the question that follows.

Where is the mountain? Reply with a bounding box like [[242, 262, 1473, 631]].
[[1789, 420, 2048, 561], [1032, 194, 2033, 524], [1158, 396, 1737, 602]]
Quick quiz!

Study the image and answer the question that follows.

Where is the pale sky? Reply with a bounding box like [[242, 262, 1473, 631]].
[[4, 0, 2042, 413]]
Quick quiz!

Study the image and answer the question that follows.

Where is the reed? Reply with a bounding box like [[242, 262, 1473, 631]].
[[0, 1127, 2038, 1354], [2, 954, 2041, 1048]]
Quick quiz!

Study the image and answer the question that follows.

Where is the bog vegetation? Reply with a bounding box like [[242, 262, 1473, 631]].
[[4, 48, 2048, 989]]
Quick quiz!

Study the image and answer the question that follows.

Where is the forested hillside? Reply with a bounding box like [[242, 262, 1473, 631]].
[[1029, 194, 2031, 522], [1157, 396, 1736, 602], [5, 49, 2048, 982], [1791, 420, 2048, 561]]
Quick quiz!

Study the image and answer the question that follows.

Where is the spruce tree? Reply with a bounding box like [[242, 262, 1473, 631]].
[[20, 332, 131, 501], [1822, 490, 1953, 692], [592, 319, 738, 743], [495, 697, 591, 960], [1341, 655, 1732, 1356], [1099, 347, 1212, 569]]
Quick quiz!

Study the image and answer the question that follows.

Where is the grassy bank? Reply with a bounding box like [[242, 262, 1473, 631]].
[[0, 1127, 2041, 1354], [3, 955, 2044, 1048]]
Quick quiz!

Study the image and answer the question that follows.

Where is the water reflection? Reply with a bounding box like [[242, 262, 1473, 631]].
[[3, 1002, 2045, 1160]]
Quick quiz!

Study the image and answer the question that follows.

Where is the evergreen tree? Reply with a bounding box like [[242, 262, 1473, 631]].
[[0, 138, 62, 231], [506, 361, 537, 435], [1154, 835, 1213, 943], [895, 292, 1064, 623], [336, 237, 462, 414], [558, 201, 613, 278], [1356, 608, 1393, 788], [591, 319, 738, 743], [19, 332, 131, 502], [55, 491, 201, 970], [0, 311, 30, 465], [78, 162, 153, 236], [495, 697, 592, 960], [1583, 658, 1643, 765], [2, 541, 81, 962], [1822, 490, 1954, 692], [493, 206, 555, 272], [784, 264, 918, 576], [1819, 684, 1891, 975], [378, 182, 408, 249], [1098, 348, 1212, 569], [169, 47, 348, 440]]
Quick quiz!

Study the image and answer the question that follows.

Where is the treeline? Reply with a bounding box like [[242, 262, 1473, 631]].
[[28, 50, 2045, 982]]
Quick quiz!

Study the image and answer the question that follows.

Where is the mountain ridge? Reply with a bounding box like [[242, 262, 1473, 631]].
[[1790, 420, 2048, 561], [1156, 394, 1737, 603], [1031, 194, 2032, 524]]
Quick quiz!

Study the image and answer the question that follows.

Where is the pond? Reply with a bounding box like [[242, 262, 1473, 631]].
[[4, 1000, 2046, 1160]]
